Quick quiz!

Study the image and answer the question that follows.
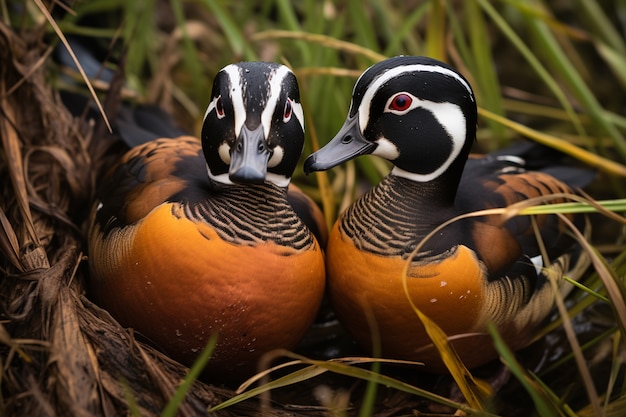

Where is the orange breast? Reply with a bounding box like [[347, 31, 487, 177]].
[[326, 222, 502, 371], [89, 203, 326, 375]]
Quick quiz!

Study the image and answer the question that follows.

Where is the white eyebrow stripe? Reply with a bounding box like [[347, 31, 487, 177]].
[[204, 95, 225, 121], [291, 100, 305, 131], [358, 63, 474, 134], [204, 99, 215, 121], [261, 65, 294, 138], [222, 64, 246, 137]]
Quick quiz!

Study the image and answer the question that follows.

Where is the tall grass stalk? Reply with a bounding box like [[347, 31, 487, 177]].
[[40, 0, 626, 415]]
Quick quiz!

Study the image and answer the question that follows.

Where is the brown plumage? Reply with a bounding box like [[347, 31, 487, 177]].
[[304, 56, 590, 372], [88, 62, 326, 378]]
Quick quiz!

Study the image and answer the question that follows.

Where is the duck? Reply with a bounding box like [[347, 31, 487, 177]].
[[304, 55, 590, 372], [87, 62, 326, 378]]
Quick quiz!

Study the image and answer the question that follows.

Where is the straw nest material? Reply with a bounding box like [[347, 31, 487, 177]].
[[0, 18, 317, 417]]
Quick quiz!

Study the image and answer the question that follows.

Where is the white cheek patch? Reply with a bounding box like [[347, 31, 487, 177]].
[[221, 64, 245, 137], [372, 137, 400, 160], [268, 145, 284, 168], [218, 142, 231, 165]]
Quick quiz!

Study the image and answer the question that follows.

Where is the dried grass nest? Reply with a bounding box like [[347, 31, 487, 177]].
[[0, 20, 317, 417]]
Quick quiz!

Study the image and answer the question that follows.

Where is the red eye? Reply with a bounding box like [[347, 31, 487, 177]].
[[215, 96, 224, 117], [283, 99, 292, 122], [389, 93, 412, 111]]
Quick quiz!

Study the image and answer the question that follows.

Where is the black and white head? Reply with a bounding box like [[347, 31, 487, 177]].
[[304, 56, 477, 184], [202, 62, 305, 187]]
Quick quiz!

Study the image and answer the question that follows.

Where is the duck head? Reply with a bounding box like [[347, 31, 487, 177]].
[[202, 62, 305, 187], [304, 56, 477, 187]]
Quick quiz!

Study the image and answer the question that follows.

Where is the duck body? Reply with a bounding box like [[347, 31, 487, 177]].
[[305, 56, 589, 372], [88, 63, 325, 377]]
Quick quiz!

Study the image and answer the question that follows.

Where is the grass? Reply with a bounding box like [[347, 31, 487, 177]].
[[2, 0, 626, 416]]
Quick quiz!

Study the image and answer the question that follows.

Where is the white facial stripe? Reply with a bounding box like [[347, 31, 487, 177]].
[[265, 173, 290, 187], [389, 166, 432, 182], [423, 100, 467, 152], [218, 142, 231, 164], [204, 98, 215, 121], [261, 65, 293, 138], [496, 154, 525, 166], [372, 137, 399, 160], [204, 95, 225, 120], [389, 100, 466, 182], [268, 145, 284, 168], [222, 64, 246, 137], [358, 63, 474, 134], [291, 100, 305, 131], [208, 167, 290, 187], [207, 164, 233, 185]]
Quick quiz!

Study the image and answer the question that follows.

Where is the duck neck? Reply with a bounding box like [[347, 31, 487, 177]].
[[390, 168, 462, 207], [186, 181, 314, 249], [209, 180, 288, 206], [338, 173, 460, 258]]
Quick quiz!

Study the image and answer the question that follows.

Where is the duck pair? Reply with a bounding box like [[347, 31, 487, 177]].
[[88, 56, 589, 377]]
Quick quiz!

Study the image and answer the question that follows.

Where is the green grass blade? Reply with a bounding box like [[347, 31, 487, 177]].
[[489, 323, 564, 417], [169, 0, 207, 102], [523, 0, 626, 160], [575, 0, 626, 55], [198, 0, 257, 60], [122, 0, 157, 93], [537, 327, 617, 376], [479, 107, 626, 177], [477, 0, 588, 141], [348, 0, 378, 53], [382, 2, 429, 56], [595, 40, 626, 89], [446, 0, 474, 69], [123, 379, 143, 417], [210, 355, 499, 416], [161, 333, 218, 417], [465, 0, 508, 145], [251, 30, 386, 63], [274, 0, 312, 62], [425, 0, 446, 60], [516, 199, 626, 216], [578, 396, 626, 417], [208, 363, 330, 412]]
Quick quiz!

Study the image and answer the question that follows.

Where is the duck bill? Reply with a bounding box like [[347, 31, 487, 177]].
[[304, 115, 375, 174], [229, 125, 271, 184]]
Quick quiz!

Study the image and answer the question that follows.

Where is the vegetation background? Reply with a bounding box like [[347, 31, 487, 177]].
[[1, 0, 625, 416]]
